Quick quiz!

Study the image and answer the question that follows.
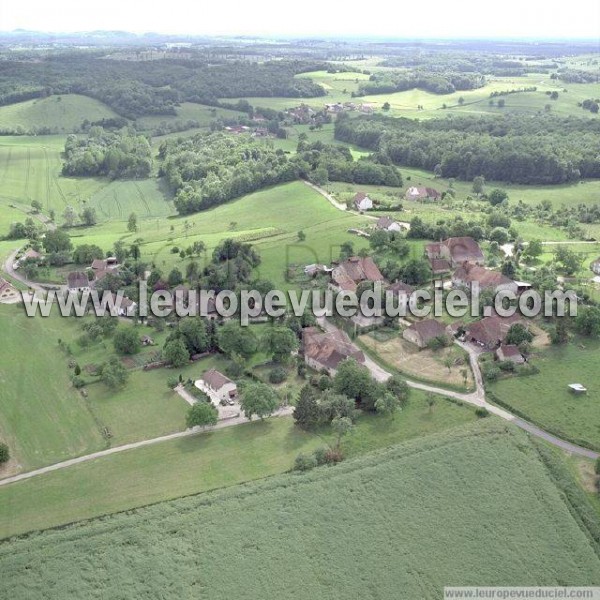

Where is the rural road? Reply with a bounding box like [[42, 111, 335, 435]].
[[3, 248, 45, 292], [0, 406, 294, 488], [319, 318, 599, 461]]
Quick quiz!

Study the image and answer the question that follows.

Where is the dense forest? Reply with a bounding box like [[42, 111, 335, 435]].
[[0, 54, 327, 118], [62, 127, 153, 178], [160, 132, 403, 215], [334, 113, 600, 184], [357, 71, 486, 96]]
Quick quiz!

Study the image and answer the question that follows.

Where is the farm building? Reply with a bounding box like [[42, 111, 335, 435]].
[[331, 256, 384, 293], [353, 192, 373, 212], [0, 277, 18, 303], [463, 314, 522, 350], [67, 271, 90, 293], [590, 258, 600, 275], [425, 237, 485, 268], [452, 263, 518, 294], [405, 186, 441, 202], [402, 319, 447, 349], [302, 326, 365, 375], [196, 368, 238, 405], [375, 216, 403, 232], [496, 344, 525, 364]]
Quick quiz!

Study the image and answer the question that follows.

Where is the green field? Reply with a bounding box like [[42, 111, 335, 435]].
[[0, 305, 105, 472], [0, 391, 478, 538], [0, 94, 118, 133], [488, 338, 600, 451], [1, 421, 599, 599]]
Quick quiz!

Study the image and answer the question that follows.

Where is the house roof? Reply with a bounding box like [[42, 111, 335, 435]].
[[444, 237, 484, 263], [406, 186, 440, 199], [453, 264, 514, 289], [376, 216, 394, 229], [387, 281, 414, 295], [498, 344, 522, 358], [353, 192, 369, 203], [303, 327, 364, 370], [202, 368, 235, 391], [465, 314, 522, 347], [91, 259, 106, 270], [332, 256, 384, 292], [430, 258, 451, 274], [406, 319, 447, 343], [23, 249, 41, 260], [67, 271, 89, 289]]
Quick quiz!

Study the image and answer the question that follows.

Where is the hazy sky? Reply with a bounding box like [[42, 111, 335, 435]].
[[1, 0, 599, 38]]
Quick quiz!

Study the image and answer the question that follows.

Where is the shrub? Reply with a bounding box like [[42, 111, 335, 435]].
[[481, 362, 500, 382], [595, 457, 600, 476], [475, 407, 490, 418], [497, 360, 515, 372], [269, 367, 288, 384], [318, 375, 332, 390], [0, 442, 9, 464], [313, 447, 330, 466], [167, 376, 179, 389], [294, 453, 318, 471]]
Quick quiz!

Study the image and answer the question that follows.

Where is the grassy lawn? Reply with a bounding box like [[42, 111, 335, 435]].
[[0, 390, 479, 538], [488, 337, 600, 451], [0, 305, 105, 473], [1, 421, 599, 599]]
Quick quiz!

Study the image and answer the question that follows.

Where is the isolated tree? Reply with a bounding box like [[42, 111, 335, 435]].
[[375, 392, 400, 418], [127, 212, 138, 233], [433, 163, 443, 178], [261, 327, 299, 363], [177, 318, 209, 355], [574, 306, 600, 337], [554, 247, 581, 275], [501, 261, 516, 278], [297, 230, 306, 242], [80, 207, 97, 226], [331, 416, 354, 452], [426, 392, 437, 414], [240, 382, 279, 420], [164, 338, 190, 367], [113, 327, 141, 355], [458, 96, 465, 105], [488, 188, 508, 206], [217, 321, 258, 361], [443, 356, 453, 373], [551, 317, 570, 345], [497, 98, 505, 108], [472, 176, 485, 197], [523, 239, 543, 262], [382, 102, 391, 111], [62, 205, 76, 227], [167, 268, 184, 287], [42, 229, 72, 254], [385, 375, 410, 407], [186, 402, 218, 429], [506, 324, 533, 346], [31, 199, 43, 213], [101, 356, 129, 390], [294, 385, 320, 429], [333, 358, 376, 410], [0, 442, 9, 464]]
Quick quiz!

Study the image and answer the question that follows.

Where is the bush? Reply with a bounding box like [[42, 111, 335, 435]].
[[595, 457, 600, 476], [294, 453, 318, 472], [313, 447, 330, 466], [497, 360, 515, 372], [71, 376, 86, 389], [481, 362, 500, 382], [318, 375, 332, 390], [0, 442, 9, 464], [269, 366, 288, 384], [167, 376, 179, 389], [475, 407, 490, 418]]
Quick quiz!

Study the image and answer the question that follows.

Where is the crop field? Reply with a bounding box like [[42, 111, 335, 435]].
[[0, 94, 118, 133], [1, 421, 599, 599], [488, 337, 600, 451], [0, 305, 105, 474], [0, 391, 479, 538]]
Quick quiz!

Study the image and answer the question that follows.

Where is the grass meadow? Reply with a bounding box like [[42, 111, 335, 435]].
[[1, 422, 599, 599], [0, 390, 479, 538], [488, 337, 600, 451]]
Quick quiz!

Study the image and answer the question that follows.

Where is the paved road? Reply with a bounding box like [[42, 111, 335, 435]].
[[0, 406, 295, 488], [3, 248, 45, 292]]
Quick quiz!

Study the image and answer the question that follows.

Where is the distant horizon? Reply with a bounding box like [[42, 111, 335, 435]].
[[1, 0, 599, 40]]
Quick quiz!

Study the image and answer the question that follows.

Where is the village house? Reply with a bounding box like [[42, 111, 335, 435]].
[[452, 263, 518, 294], [425, 237, 485, 268], [331, 256, 384, 293], [0, 277, 18, 303], [496, 344, 525, 364], [304, 264, 331, 277], [196, 368, 238, 405], [590, 257, 600, 275], [402, 318, 448, 349], [463, 313, 523, 350], [375, 216, 403, 232], [302, 326, 365, 375], [430, 258, 452, 275], [109, 293, 137, 317], [405, 186, 441, 202], [67, 271, 90, 293], [353, 192, 373, 212]]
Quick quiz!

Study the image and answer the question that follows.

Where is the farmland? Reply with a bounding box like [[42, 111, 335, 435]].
[[488, 338, 600, 452], [0, 391, 479, 538], [1, 422, 599, 599]]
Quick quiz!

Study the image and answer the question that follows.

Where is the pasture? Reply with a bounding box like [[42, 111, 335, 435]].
[[0, 391, 478, 538], [0, 94, 118, 133], [1, 421, 599, 599], [488, 337, 600, 451], [0, 305, 105, 474]]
